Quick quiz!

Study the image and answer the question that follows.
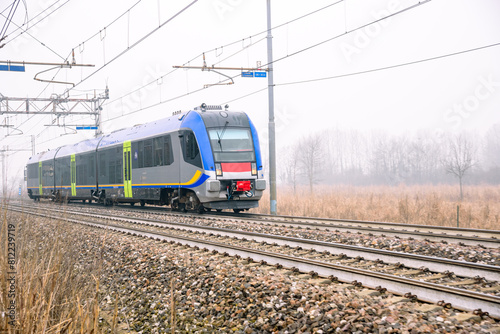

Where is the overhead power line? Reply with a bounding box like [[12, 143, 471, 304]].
[[103, 0, 434, 119], [65, 0, 199, 94], [2, 0, 71, 47], [104, 0, 343, 111], [0, 0, 21, 42], [0, 9, 65, 59], [275, 41, 500, 87], [222, 41, 500, 105]]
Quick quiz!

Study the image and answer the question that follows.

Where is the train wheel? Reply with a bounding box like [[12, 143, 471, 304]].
[[180, 203, 187, 213], [140, 200, 145, 207], [197, 205, 205, 214], [233, 209, 242, 213], [130, 202, 135, 206], [216, 209, 222, 212]]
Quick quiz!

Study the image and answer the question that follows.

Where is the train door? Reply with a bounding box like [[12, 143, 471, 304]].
[[38, 161, 42, 195], [177, 133, 185, 207], [123, 140, 132, 198], [70, 154, 76, 196]]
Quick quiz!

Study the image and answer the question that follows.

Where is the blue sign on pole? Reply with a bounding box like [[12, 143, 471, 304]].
[[254, 71, 267, 78], [76, 126, 98, 130], [0, 64, 26, 72], [241, 71, 254, 78]]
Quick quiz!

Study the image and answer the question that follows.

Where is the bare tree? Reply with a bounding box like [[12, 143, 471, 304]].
[[278, 144, 300, 194], [298, 133, 323, 193], [443, 133, 479, 200]]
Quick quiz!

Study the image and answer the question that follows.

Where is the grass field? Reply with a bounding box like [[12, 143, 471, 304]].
[[252, 184, 500, 230], [0, 207, 102, 333]]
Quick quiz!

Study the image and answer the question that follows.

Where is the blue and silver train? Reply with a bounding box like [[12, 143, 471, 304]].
[[26, 104, 266, 212]]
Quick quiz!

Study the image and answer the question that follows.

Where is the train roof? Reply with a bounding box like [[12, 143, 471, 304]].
[[56, 136, 103, 158], [27, 106, 252, 165], [27, 149, 59, 164], [98, 112, 186, 149]]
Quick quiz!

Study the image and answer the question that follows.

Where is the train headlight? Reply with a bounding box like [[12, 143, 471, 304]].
[[251, 162, 257, 176], [216, 163, 222, 176]]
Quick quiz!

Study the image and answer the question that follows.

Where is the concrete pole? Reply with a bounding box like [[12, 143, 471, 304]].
[[1, 146, 6, 197], [266, 0, 277, 215], [31, 135, 35, 156]]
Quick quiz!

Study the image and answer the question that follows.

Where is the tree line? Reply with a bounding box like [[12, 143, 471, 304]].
[[278, 123, 500, 198]]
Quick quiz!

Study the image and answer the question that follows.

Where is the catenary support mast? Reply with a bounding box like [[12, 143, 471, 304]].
[[267, 0, 277, 215]]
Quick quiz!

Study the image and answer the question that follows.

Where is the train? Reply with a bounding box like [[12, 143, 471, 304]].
[[26, 104, 266, 213]]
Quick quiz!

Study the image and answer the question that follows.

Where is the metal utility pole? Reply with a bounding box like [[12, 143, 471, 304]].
[[1, 146, 7, 197], [31, 135, 35, 156], [267, 0, 277, 215]]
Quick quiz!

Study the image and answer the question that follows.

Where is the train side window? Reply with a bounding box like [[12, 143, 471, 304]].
[[99, 152, 107, 178], [109, 161, 115, 184], [138, 141, 144, 168], [154, 137, 163, 166], [144, 140, 153, 168], [28, 164, 37, 179], [63, 157, 70, 185], [89, 154, 95, 179], [186, 132, 199, 159], [164, 135, 173, 166], [182, 131, 202, 168], [116, 158, 123, 183]]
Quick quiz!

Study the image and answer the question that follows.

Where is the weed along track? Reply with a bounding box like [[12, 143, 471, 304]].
[[7, 202, 500, 333]]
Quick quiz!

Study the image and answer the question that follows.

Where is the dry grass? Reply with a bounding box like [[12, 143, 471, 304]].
[[0, 202, 103, 333], [253, 184, 500, 230]]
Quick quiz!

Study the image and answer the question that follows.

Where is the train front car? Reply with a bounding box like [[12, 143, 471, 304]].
[[185, 105, 266, 212]]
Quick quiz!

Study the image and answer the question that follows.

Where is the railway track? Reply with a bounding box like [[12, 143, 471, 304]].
[[42, 199, 499, 248], [8, 202, 500, 318]]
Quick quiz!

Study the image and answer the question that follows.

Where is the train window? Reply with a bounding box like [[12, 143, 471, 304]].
[[99, 152, 107, 178], [182, 131, 202, 168], [138, 141, 144, 168], [89, 155, 95, 178], [116, 159, 123, 183], [164, 135, 173, 166], [27, 164, 37, 179], [109, 161, 115, 184], [154, 137, 163, 166], [144, 140, 153, 168], [208, 127, 255, 162], [186, 132, 199, 160]]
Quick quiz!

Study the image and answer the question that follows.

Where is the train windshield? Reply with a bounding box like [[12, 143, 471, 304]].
[[208, 128, 255, 162]]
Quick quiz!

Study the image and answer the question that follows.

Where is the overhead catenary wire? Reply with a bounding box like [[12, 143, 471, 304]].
[[0, 0, 21, 41], [104, 0, 435, 121], [222, 41, 500, 105], [1, 0, 188, 143], [2, 0, 71, 47], [275, 41, 500, 87], [104, 1, 342, 110], [64, 0, 199, 95], [0, 10, 65, 60]]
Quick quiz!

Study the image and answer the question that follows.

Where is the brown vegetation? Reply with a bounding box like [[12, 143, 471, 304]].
[[253, 185, 500, 230], [0, 205, 103, 333]]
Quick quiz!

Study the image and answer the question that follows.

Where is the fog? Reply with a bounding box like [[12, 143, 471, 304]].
[[1, 0, 499, 193]]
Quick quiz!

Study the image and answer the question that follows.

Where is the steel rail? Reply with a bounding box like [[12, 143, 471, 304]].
[[10, 205, 500, 319], [56, 208, 500, 282], [11, 199, 500, 245], [68, 201, 500, 247], [10, 204, 500, 281]]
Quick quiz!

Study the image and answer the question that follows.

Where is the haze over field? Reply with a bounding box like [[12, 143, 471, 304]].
[[1, 0, 499, 193]]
